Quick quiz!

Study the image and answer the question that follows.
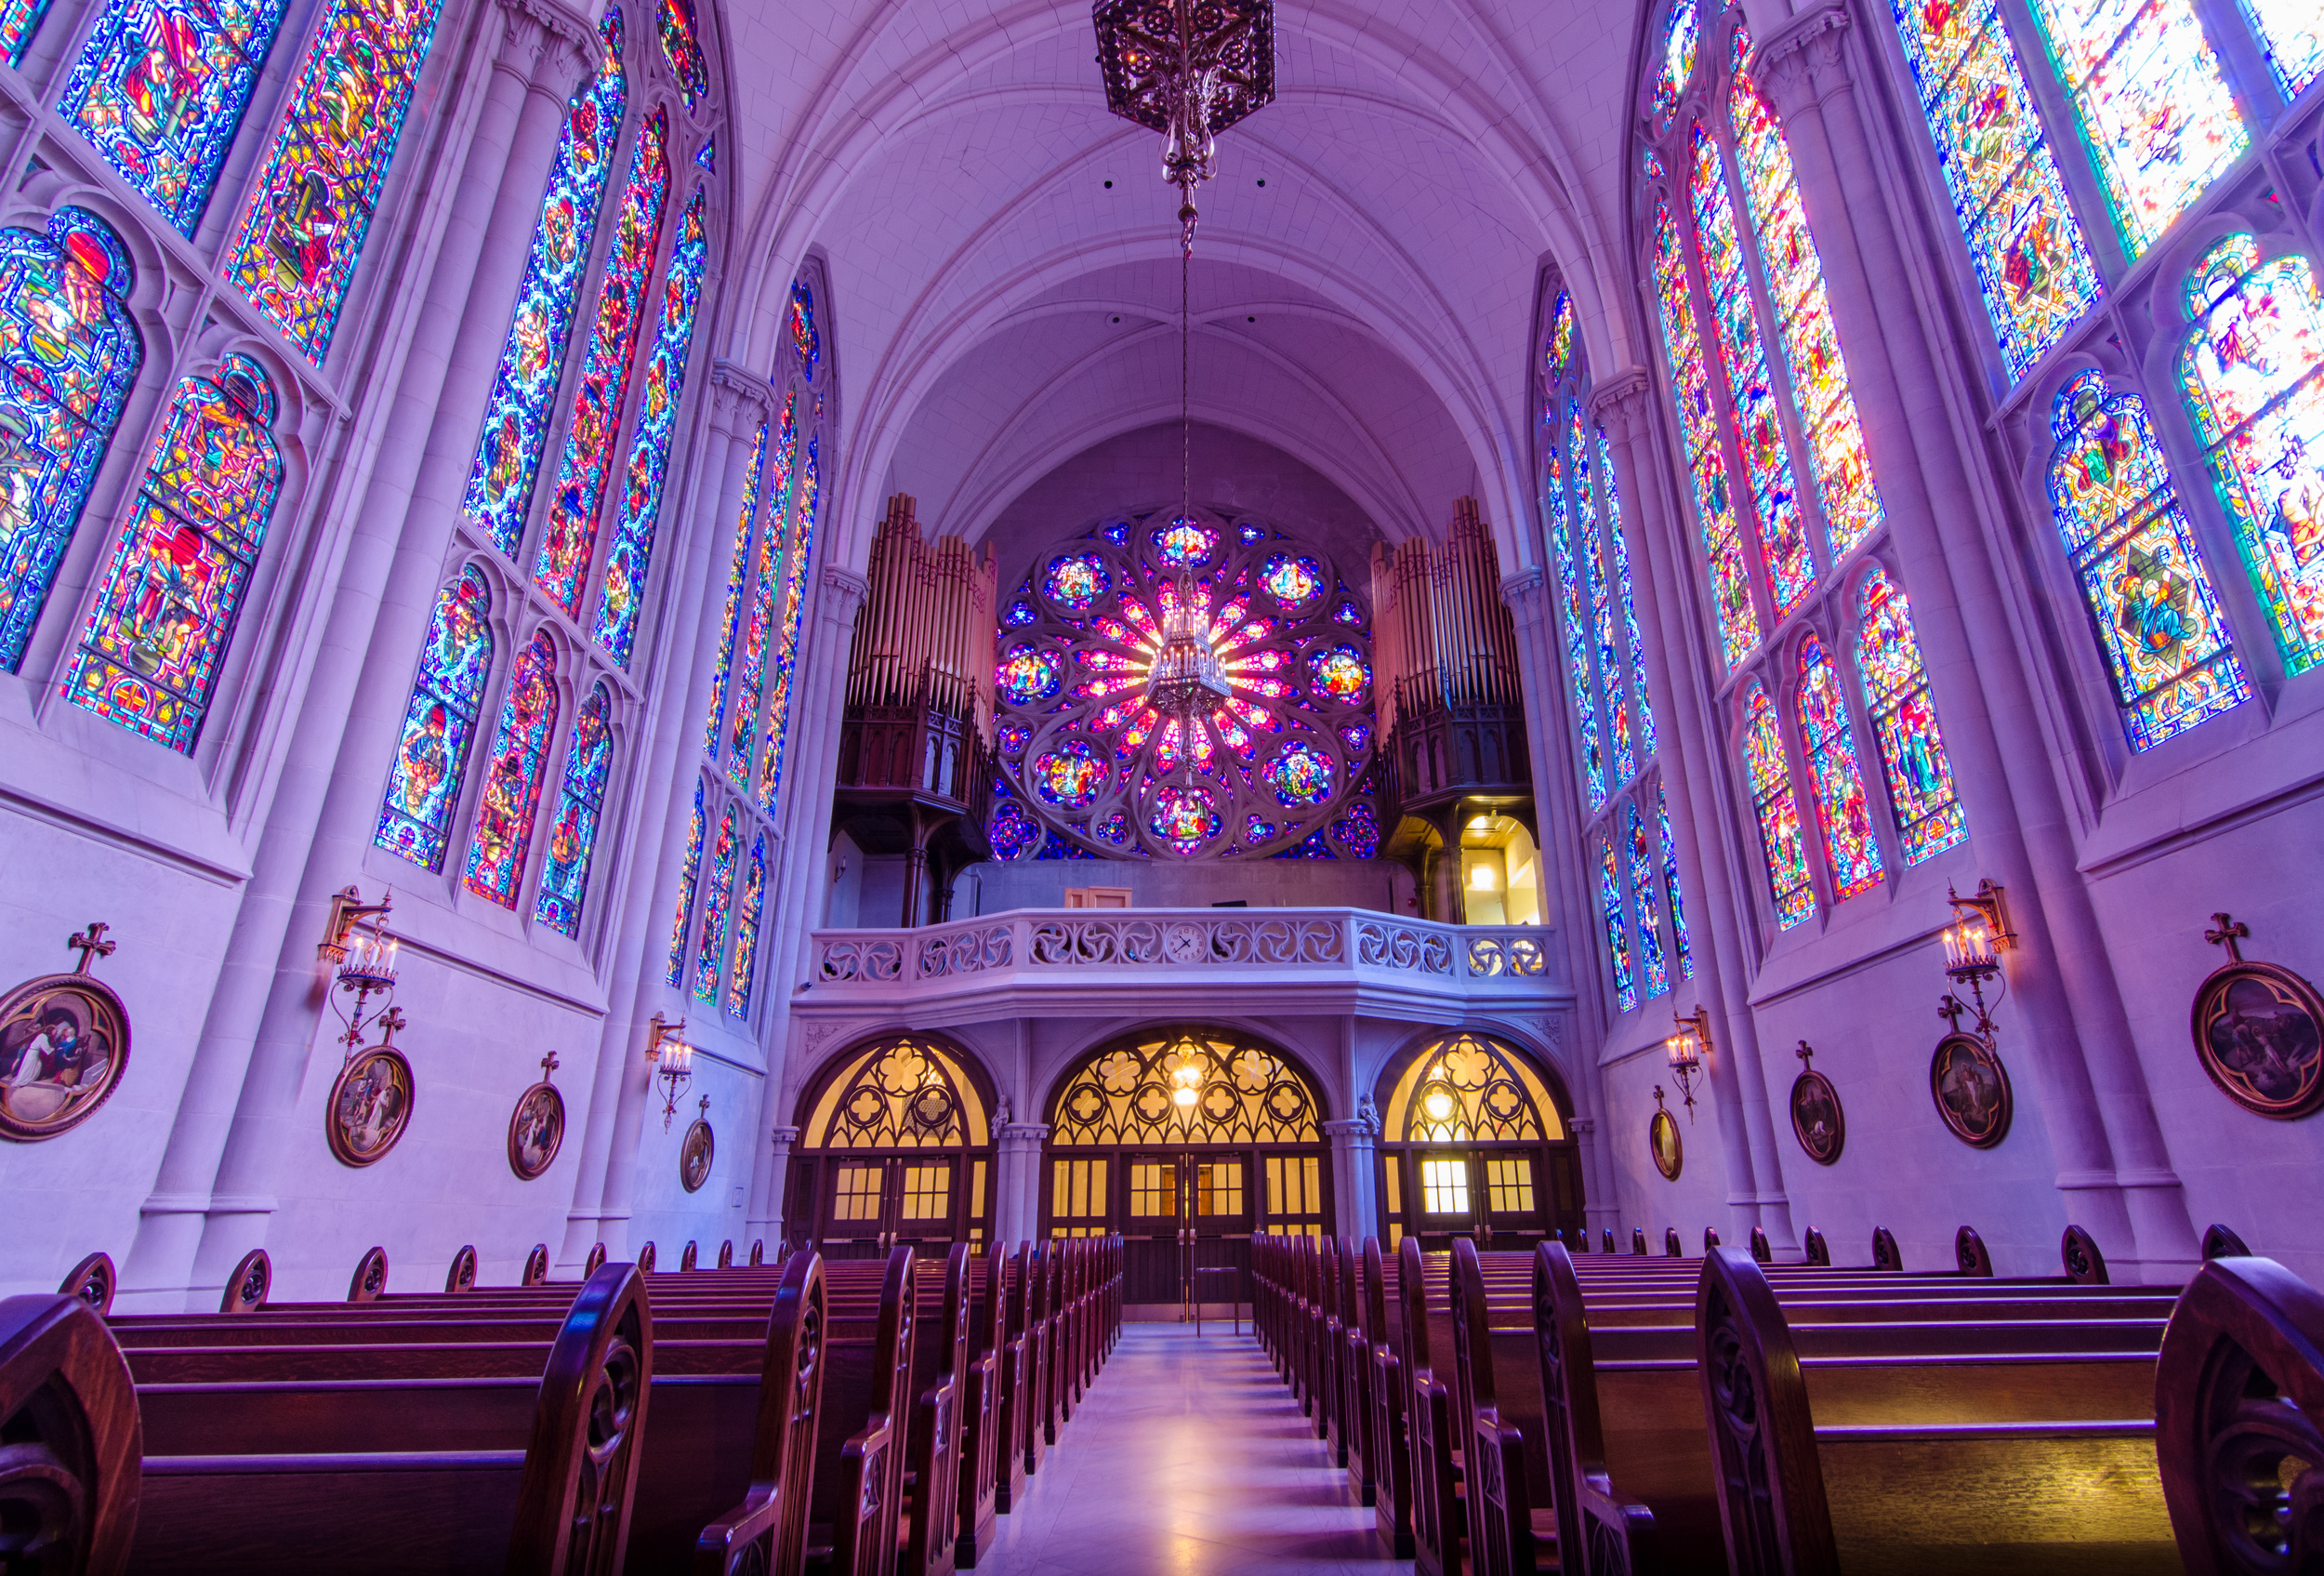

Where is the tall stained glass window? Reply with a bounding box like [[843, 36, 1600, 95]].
[[667, 775, 704, 984], [464, 629, 560, 907], [724, 397, 796, 788], [534, 107, 671, 617], [1797, 632, 1882, 898], [464, 7, 627, 556], [1744, 681, 1815, 925], [0, 209, 141, 672], [1544, 420, 1604, 806], [63, 0, 291, 234], [2180, 233, 2324, 675], [1569, 401, 1634, 783], [759, 432, 819, 805], [1597, 425, 1657, 758], [656, 0, 706, 106], [1889, 0, 2103, 375], [2241, 0, 2324, 97], [593, 186, 706, 664], [224, 0, 447, 363], [1855, 567, 1966, 859], [2025, 0, 2247, 252], [0, 0, 49, 62], [703, 412, 769, 758], [691, 802, 737, 1002], [1657, 787, 1695, 977], [535, 680, 612, 935], [726, 829, 765, 1015], [2049, 369, 2248, 744], [65, 356, 283, 749], [1600, 836, 1636, 1011], [376, 567, 492, 867], [1626, 801, 1670, 999]]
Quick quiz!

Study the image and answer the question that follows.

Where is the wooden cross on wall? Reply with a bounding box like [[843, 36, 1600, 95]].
[[68, 922, 115, 974], [2205, 912, 2249, 963]]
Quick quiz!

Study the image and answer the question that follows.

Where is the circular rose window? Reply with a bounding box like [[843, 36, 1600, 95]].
[[990, 507, 1381, 860]]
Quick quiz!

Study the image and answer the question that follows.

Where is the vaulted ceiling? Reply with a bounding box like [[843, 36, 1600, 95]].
[[710, 0, 1657, 575]]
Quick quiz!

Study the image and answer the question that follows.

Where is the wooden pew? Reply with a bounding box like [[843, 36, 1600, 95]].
[[0, 1291, 140, 1575], [991, 1244, 1032, 1513]]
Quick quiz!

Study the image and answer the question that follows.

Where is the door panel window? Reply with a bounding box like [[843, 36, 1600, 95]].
[[1051, 1156, 1108, 1237], [1420, 1157, 1472, 1215], [1195, 1159, 1244, 1217], [1129, 1161, 1177, 1218], [900, 1163, 951, 1221], [832, 1163, 882, 1221], [1486, 1155, 1535, 1214]]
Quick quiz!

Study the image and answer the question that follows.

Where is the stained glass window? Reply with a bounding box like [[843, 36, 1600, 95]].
[[758, 431, 819, 805], [2049, 369, 2248, 745], [1888, 0, 2103, 376], [1600, 836, 1636, 1011], [2026, 0, 2247, 252], [1544, 432, 1604, 806], [726, 829, 765, 1015], [656, 0, 705, 107], [65, 356, 282, 750], [0, 0, 49, 62], [1658, 786, 1695, 977], [463, 629, 560, 907], [533, 107, 670, 617], [535, 680, 612, 935], [463, 7, 626, 556], [223, 0, 447, 363], [1855, 567, 1967, 860], [703, 413, 767, 758], [724, 399, 796, 787], [592, 185, 706, 663], [1744, 681, 1815, 925], [1797, 631, 1882, 899], [1649, 196, 1760, 664], [2239, 0, 2324, 97], [375, 567, 492, 867], [1627, 801, 1670, 999], [789, 279, 819, 380], [1569, 401, 1634, 783], [1689, 122, 1816, 615], [2180, 233, 2324, 674], [1653, 0, 1698, 115], [1545, 288, 1575, 375], [691, 801, 737, 1002], [1730, 66, 1883, 559], [1597, 427, 1657, 759], [63, 0, 291, 234], [666, 775, 703, 984], [0, 209, 141, 672]]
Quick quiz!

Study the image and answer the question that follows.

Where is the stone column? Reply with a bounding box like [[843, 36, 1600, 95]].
[[1754, 6, 2193, 1275], [1323, 1117, 1378, 1242], [763, 1124, 800, 1251], [1592, 371, 1795, 1251], [123, 0, 593, 1308], [1570, 1118, 1618, 1243], [995, 1121, 1050, 1247]]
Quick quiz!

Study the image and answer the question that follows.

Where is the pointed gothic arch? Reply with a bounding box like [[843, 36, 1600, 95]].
[[1372, 1030, 1582, 1251], [788, 1032, 997, 1259]]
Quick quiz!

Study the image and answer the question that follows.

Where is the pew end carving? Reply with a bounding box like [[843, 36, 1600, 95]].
[[0, 1293, 141, 1576]]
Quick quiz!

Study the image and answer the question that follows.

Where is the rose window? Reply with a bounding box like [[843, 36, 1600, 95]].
[[990, 507, 1380, 860]]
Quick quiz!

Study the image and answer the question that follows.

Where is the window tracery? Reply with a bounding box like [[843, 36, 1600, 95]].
[[803, 1037, 990, 1150], [1855, 566, 1966, 860], [376, 567, 492, 867], [1050, 1026, 1321, 1147], [1383, 1033, 1563, 1146], [463, 628, 560, 907], [534, 679, 612, 934]]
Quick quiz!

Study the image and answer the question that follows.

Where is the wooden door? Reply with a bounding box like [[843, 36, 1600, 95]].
[[1410, 1148, 1477, 1251], [1121, 1153, 1182, 1304]]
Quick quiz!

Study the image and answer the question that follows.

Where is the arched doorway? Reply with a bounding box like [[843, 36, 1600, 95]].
[[1044, 1025, 1329, 1305], [1375, 1031, 1582, 1251], [791, 1034, 996, 1258]]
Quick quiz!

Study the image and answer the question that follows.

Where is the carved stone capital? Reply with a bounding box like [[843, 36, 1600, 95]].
[[1323, 1118, 1379, 1149], [495, 0, 592, 99], [821, 565, 870, 623], [997, 1121, 1051, 1149], [1569, 1118, 1596, 1138], [1750, 2, 1853, 118], [1587, 368, 1658, 444], [1500, 567, 1551, 630], [708, 360, 774, 437], [768, 1124, 801, 1149]]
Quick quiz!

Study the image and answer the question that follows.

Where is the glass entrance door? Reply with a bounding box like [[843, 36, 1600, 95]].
[[819, 1155, 976, 1258]]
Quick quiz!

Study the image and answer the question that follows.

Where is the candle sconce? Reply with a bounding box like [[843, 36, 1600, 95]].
[[647, 1013, 695, 1132], [1931, 881, 2014, 1149], [320, 886, 394, 971], [1664, 1007, 1712, 1121]]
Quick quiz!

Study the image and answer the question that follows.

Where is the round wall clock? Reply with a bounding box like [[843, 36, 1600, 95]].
[[680, 1117, 715, 1192], [327, 1045, 415, 1167], [2190, 957, 2324, 1119], [0, 925, 130, 1142], [1929, 1032, 2011, 1148]]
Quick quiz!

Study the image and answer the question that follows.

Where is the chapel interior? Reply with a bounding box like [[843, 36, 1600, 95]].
[[1, 0, 2320, 1566]]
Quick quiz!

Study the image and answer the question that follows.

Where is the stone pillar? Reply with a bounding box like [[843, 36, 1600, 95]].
[[1591, 372, 1795, 1251], [1754, 6, 2193, 1276], [1570, 1118, 1618, 1242], [1323, 1117, 1378, 1242], [122, 0, 593, 1309], [763, 1125, 800, 1250], [995, 1122, 1050, 1247]]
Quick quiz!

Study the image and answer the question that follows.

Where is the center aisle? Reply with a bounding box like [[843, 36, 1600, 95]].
[[980, 1323, 1396, 1575]]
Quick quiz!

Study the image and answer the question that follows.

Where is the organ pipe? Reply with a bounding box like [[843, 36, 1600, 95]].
[[845, 494, 998, 742], [1369, 496, 1520, 731]]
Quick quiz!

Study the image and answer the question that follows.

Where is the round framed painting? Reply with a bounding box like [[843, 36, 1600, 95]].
[[508, 1079, 566, 1180], [327, 1047, 415, 1167], [2190, 958, 2324, 1119], [680, 1117, 715, 1193], [1929, 1033, 2011, 1149], [0, 968, 130, 1142], [1648, 1107, 1683, 1181], [1789, 1068, 1845, 1165]]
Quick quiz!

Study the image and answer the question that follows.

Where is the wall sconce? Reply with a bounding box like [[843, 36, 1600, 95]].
[[323, 891, 399, 1055], [647, 1013, 695, 1132], [319, 886, 394, 971], [1937, 883, 2010, 1052], [1665, 1007, 1711, 1121]]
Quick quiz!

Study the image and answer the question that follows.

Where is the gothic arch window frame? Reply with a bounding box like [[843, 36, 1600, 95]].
[[788, 1030, 998, 1255], [1369, 1027, 1584, 1251]]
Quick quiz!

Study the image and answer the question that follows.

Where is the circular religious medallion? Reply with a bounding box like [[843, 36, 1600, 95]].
[[326, 1046, 416, 1167], [507, 1079, 566, 1180], [680, 1118, 715, 1192], [1789, 1068, 1845, 1165], [1929, 1033, 2012, 1148], [1649, 1107, 1683, 1181], [0, 965, 130, 1143], [2190, 959, 2324, 1119]]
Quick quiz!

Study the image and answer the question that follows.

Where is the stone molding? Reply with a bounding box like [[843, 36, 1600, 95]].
[[1587, 368, 1657, 443], [708, 360, 775, 438], [496, 0, 593, 99], [1751, 1, 1852, 117]]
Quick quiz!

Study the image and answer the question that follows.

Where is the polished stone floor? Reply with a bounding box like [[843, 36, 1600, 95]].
[[980, 1323, 1398, 1574]]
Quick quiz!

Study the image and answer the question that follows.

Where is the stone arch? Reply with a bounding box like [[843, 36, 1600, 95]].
[[1369, 1028, 1585, 1250], [786, 1029, 997, 1258]]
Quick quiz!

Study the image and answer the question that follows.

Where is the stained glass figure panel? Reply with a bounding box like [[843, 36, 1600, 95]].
[[1597, 427, 1657, 761], [1569, 401, 1634, 783], [727, 830, 765, 1015], [1653, 0, 1699, 115], [725, 397, 796, 782], [1546, 288, 1575, 375], [0, 0, 50, 63], [2238, 0, 2324, 96], [1658, 786, 1695, 977], [789, 279, 818, 379], [535, 680, 612, 935], [1544, 436, 1605, 806], [1627, 801, 1670, 999], [463, 629, 560, 907], [1890, 0, 2103, 376], [2027, 0, 2248, 253], [1855, 567, 1967, 861], [2181, 234, 2324, 673], [2048, 370, 2248, 746], [657, 0, 706, 106], [691, 802, 738, 1001], [667, 775, 704, 983], [1797, 631, 1882, 898], [0, 210, 142, 672], [593, 185, 706, 664], [703, 413, 768, 758], [66, 358, 283, 749], [375, 567, 492, 868], [223, 0, 447, 363], [758, 431, 819, 805], [63, 0, 292, 235], [463, 8, 625, 556], [1744, 681, 1816, 925], [1600, 836, 1636, 1011], [533, 107, 670, 618]]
